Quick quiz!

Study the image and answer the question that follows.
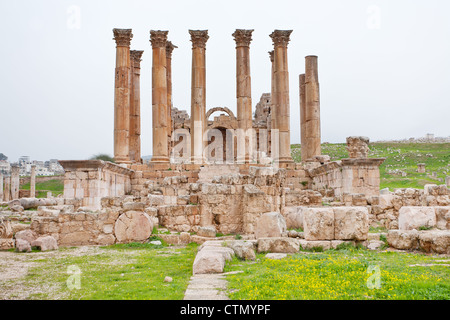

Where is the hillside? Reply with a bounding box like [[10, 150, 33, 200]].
[[291, 142, 450, 190]]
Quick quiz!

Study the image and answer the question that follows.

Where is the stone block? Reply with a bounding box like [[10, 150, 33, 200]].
[[303, 208, 334, 240], [334, 207, 369, 240], [15, 238, 31, 252], [31, 236, 58, 251], [255, 212, 287, 239], [197, 226, 217, 238], [387, 230, 419, 250], [14, 229, 37, 244], [398, 206, 436, 230], [299, 240, 331, 251], [418, 230, 450, 254], [257, 237, 299, 253], [225, 240, 256, 261], [282, 206, 304, 230], [123, 202, 145, 212], [114, 211, 153, 243], [435, 207, 450, 230]]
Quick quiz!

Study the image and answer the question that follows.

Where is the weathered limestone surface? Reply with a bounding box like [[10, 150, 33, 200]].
[[114, 210, 153, 243], [0, 173, 3, 202], [193, 241, 235, 274], [387, 230, 420, 250], [418, 230, 450, 254], [334, 207, 369, 241], [30, 165, 36, 198], [303, 207, 334, 240], [282, 206, 304, 229], [255, 212, 286, 238], [10, 164, 20, 200], [346, 136, 370, 159], [31, 235, 58, 251], [257, 237, 299, 253], [398, 206, 436, 230]]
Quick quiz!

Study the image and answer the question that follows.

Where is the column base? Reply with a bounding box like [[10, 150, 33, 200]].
[[114, 157, 132, 164], [150, 156, 170, 163]]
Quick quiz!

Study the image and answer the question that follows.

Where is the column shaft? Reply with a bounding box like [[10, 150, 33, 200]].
[[189, 30, 209, 164], [304, 55, 321, 159], [30, 165, 36, 198], [4, 177, 10, 202], [10, 164, 20, 200], [113, 28, 133, 164], [129, 50, 144, 163], [299, 74, 307, 161], [150, 30, 169, 163], [166, 41, 177, 159], [233, 29, 254, 163], [0, 173, 3, 202], [270, 30, 293, 163]]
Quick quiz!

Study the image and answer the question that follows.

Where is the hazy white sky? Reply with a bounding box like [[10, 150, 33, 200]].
[[0, 0, 449, 162]]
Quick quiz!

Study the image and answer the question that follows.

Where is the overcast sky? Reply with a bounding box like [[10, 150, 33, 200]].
[[0, 0, 449, 163]]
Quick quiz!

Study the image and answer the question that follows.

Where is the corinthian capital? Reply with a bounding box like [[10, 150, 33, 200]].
[[232, 29, 254, 47], [150, 30, 168, 48], [113, 28, 133, 47], [268, 50, 274, 62], [130, 50, 144, 67], [166, 41, 178, 59], [189, 30, 209, 49], [269, 30, 293, 47]]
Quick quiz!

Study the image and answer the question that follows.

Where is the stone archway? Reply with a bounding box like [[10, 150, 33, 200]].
[[206, 107, 236, 121]]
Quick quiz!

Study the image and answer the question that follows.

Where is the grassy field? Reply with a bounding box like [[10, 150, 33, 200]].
[[21, 179, 64, 198], [224, 245, 450, 300], [291, 142, 450, 190], [0, 241, 198, 300]]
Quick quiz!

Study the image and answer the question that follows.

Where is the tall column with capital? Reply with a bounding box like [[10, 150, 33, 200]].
[[10, 164, 20, 200], [166, 41, 177, 158], [30, 165, 36, 198], [233, 29, 254, 163], [150, 30, 170, 163], [113, 28, 133, 164], [270, 30, 293, 163], [299, 74, 307, 161], [304, 55, 321, 160], [189, 30, 209, 164], [129, 50, 144, 163]]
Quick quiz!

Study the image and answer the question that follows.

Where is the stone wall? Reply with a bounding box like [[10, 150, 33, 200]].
[[308, 158, 385, 197], [59, 160, 133, 210]]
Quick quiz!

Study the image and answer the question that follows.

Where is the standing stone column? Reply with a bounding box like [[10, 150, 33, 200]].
[[113, 28, 133, 164], [0, 173, 3, 202], [4, 177, 10, 202], [30, 165, 36, 198], [304, 55, 321, 160], [150, 30, 170, 163], [189, 30, 209, 164], [10, 164, 20, 200], [270, 30, 293, 163], [233, 29, 254, 162], [129, 50, 144, 163], [166, 41, 177, 158], [299, 74, 307, 161]]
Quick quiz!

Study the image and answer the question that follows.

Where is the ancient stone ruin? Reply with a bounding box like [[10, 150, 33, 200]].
[[0, 28, 448, 260]]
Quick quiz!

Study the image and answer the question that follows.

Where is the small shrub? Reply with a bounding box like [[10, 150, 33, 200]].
[[419, 225, 433, 231], [235, 234, 242, 240]]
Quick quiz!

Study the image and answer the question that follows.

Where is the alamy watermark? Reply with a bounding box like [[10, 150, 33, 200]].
[[366, 264, 381, 289], [66, 265, 81, 290]]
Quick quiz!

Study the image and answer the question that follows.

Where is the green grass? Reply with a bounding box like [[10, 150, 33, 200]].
[[21, 179, 64, 197], [291, 142, 450, 190], [5, 242, 198, 300], [224, 246, 450, 300]]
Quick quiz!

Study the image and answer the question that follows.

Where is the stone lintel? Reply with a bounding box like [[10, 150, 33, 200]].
[[113, 28, 133, 47], [150, 30, 169, 48], [59, 160, 134, 176], [341, 158, 386, 167]]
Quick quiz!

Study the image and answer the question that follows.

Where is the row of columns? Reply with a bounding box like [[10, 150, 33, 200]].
[[113, 28, 312, 165], [0, 164, 37, 202]]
